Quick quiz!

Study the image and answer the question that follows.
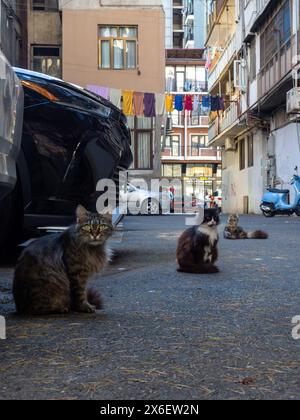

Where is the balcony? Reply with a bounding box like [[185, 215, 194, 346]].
[[250, 0, 273, 31], [208, 33, 237, 90], [258, 35, 296, 101], [208, 101, 244, 145], [161, 146, 222, 161], [207, 0, 227, 36], [170, 112, 209, 128]]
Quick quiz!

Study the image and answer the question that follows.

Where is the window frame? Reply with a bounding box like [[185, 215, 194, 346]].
[[32, 0, 59, 11], [260, 0, 292, 70], [239, 138, 246, 171], [128, 117, 153, 170], [247, 134, 254, 168], [98, 25, 138, 70], [31, 45, 61, 78], [163, 134, 182, 157], [190, 134, 208, 157]]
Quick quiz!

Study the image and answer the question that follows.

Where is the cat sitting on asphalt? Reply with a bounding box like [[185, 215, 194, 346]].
[[224, 214, 268, 240], [13, 205, 113, 316], [177, 208, 220, 274]]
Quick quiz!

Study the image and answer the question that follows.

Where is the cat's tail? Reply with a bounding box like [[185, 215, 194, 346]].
[[247, 230, 269, 239], [87, 288, 103, 310], [177, 264, 219, 274]]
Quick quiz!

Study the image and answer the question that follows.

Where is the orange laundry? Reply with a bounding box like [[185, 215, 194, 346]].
[[133, 92, 144, 116], [122, 90, 134, 116]]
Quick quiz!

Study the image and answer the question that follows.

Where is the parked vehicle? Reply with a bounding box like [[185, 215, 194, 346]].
[[120, 183, 171, 215], [0, 65, 132, 258], [260, 167, 300, 217], [0, 52, 24, 256]]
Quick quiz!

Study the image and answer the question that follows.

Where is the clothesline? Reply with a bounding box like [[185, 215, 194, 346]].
[[87, 84, 229, 117]]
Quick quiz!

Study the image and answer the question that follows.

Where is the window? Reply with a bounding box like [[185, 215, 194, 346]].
[[165, 65, 207, 93], [162, 164, 182, 178], [32, 0, 58, 11], [32, 46, 61, 78], [260, 0, 291, 68], [248, 134, 254, 167], [98, 26, 138, 70], [163, 135, 181, 157], [249, 38, 256, 82], [127, 117, 153, 170], [190, 135, 208, 156], [239, 139, 246, 171]]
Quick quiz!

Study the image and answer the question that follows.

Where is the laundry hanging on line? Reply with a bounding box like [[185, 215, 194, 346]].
[[86, 84, 225, 118]]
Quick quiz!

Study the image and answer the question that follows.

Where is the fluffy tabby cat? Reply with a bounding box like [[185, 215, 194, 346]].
[[13, 206, 113, 315], [224, 214, 268, 240], [177, 208, 220, 274]]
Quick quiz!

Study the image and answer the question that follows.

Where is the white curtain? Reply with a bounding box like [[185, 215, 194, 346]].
[[113, 40, 124, 69]]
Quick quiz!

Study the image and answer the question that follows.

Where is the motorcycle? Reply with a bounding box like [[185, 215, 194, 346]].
[[260, 167, 300, 217]]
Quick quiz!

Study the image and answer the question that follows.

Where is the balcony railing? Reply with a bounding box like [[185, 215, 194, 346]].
[[207, 0, 227, 35], [161, 146, 222, 161], [208, 33, 237, 90], [208, 101, 239, 142], [258, 35, 296, 100], [171, 113, 209, 127]]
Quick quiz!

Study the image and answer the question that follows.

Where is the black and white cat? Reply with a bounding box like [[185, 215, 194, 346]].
[[176, 208, 220, 274]]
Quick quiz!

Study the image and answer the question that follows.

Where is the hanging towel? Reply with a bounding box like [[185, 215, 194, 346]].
[[155, 93, 166, 116], [193, 95, 200, 113], [133, 92, 144, 116], [87, 85, 109, 99], [219, 97, 225, 111], [110, 88, 121, 108], [144, 93, 156, 118], [174, 95, 183, 112], [185, 95, 193, 112], [202, 95, 210, 109], [165, 94, 174, 113], [122, 90, 134, 116], [210, 95, 220, 112]]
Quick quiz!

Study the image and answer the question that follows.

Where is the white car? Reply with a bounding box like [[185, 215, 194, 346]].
[[120, 183, 171, 215]]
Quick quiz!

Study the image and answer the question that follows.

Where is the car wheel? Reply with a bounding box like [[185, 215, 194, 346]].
[[295, 202, 300, 217], [0, 180, 23, 261], [141, 198, 160, 215]]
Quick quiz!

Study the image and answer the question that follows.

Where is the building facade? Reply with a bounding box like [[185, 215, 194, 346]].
[[163, 49, 221, 198], [59, 0, 165, 180], [206, 0, 300, 214], [25, 0, 62, 78], [0, 0, 23, 66], [163, 0, 207, 49]]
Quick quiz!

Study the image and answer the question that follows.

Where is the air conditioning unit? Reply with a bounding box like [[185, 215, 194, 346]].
[[225, 137, 235, 152], [287, 88, 300, 114]]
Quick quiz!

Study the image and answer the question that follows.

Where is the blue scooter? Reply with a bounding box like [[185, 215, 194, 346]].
[[261, 167, 300, 217]]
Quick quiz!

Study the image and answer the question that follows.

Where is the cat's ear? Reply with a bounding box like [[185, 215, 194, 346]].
[[102, 213, 113, 225], [76, 205, 89, 222]]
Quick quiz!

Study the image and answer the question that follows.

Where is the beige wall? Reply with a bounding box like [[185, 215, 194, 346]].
[[28, 12, 61, 45], [27, 10, 62, 67], [61, 8, 165, 93]]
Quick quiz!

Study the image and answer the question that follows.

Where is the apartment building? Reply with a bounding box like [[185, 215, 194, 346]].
[[59, 0, 165, 180], [163, 49, 222, 198], [206, 0, 300, 214], [163, 0, 207, 49], [0, 0, 23, 66], [25, 0, 62, 78]]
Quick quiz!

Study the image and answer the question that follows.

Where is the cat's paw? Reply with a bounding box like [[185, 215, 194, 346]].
[[75, 302, 96, 314]]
